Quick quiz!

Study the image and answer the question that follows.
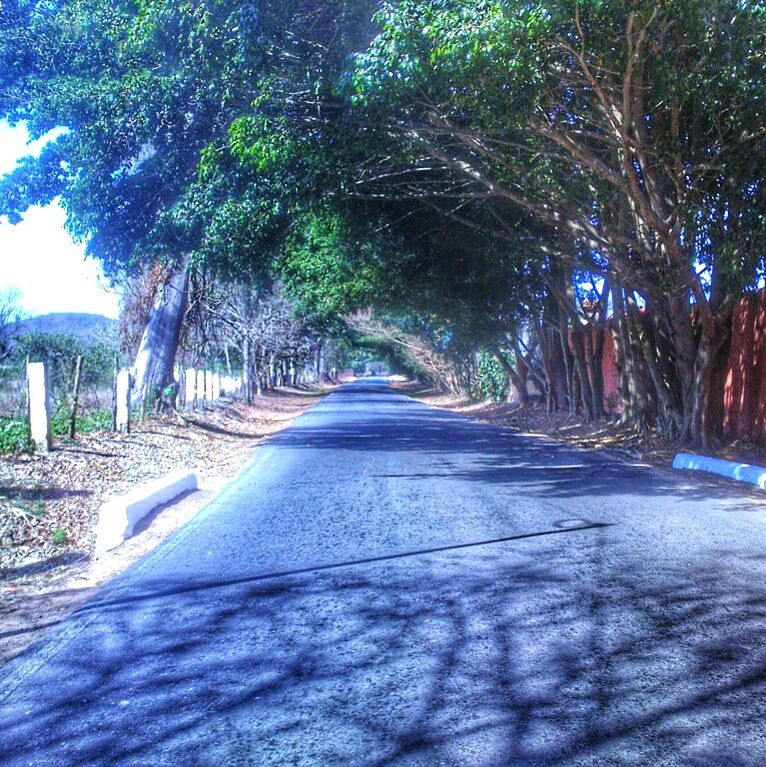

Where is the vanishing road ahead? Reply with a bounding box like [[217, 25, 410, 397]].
[[3, 378, 766, 766]]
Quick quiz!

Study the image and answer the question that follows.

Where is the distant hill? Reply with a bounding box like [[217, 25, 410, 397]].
[[12, 313, 118, 344]]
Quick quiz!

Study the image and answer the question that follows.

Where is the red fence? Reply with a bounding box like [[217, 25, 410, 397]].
[[597, 289, 766, 443], [720, 290, 766, 443]]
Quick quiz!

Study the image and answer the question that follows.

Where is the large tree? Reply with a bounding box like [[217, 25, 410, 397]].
[[350, 0, 766, 443], [0, 0, 375, 403]]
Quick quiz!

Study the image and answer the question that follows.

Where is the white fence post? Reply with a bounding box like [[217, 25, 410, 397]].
[[185, 368, 196, 411], [115, 369, 132, 433], [27, 361, 52, 453], [205, 370, 214, 404], [196, 369, 206, 410]]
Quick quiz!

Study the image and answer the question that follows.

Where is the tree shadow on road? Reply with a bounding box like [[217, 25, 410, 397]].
[[271, 401, 764, 506], [3, 527, 766, 766]]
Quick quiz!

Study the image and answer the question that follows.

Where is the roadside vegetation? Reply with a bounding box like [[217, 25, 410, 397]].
[[0, 0, 763, 452]]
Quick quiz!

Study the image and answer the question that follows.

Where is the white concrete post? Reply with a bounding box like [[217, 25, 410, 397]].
[[115, 369, 132, 433], [185, 368, 196, 411], [205, 370, 214, 403], [196, 369, 207, 409], [27, 362, 52, 453], [212, 373, 221, 400]]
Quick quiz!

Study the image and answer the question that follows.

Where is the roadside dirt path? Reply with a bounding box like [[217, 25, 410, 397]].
[[394, 381, 766, 468]]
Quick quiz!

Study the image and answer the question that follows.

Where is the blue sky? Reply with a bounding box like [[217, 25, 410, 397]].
[[0, 121, 120, 319]]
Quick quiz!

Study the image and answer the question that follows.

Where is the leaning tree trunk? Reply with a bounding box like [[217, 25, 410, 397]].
[[132, 259, 190, 411]]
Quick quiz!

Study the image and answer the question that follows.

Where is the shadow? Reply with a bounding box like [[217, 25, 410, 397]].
[[0, 552, 89, 581], [266, 386, 327, 398], [263, 381, 766, 505], [0, 620, 65, 641], [57, 447, 117, 459], [3, 540, 766, 765], [178, 417, 262, 440], [131, 489, 199, 537], [136, 431, 192, 442], [2, 380, 766, 765], [80, 521, 612, 613], [0, 487, 92, 502]]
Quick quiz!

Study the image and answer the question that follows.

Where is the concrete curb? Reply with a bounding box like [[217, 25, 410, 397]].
[[672, 453, 766, 490], [94, 470, 199, 553]]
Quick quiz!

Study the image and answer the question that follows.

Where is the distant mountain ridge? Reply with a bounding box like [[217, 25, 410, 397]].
[[12, 312, 117, 343]]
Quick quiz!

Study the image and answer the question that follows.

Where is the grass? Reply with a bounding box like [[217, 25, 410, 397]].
[[0, 417, 34, 454], [51, 408, 113, 437], [0, 409, 114, 454]]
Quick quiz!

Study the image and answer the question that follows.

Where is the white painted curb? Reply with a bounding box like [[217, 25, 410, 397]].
[[672, 453, 766, 490], [95, 470, 198, 553]]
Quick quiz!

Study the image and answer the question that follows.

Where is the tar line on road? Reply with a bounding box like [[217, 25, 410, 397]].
[[77, 518, 613, 612]]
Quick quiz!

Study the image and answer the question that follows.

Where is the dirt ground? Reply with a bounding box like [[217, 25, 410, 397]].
[[0, 386, 333, 666], [394, 381, 766, 469]]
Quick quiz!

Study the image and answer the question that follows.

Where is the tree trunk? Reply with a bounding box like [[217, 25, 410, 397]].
[[627, 293, 684, 440], [586, 324, 606, 420], [612, 285, 647, 427], [132, 260, 190, 410], [492, 346, 529, 405], [557, 317, 574, 414], [242, 337, 252, 404], [690, 313, 732, 449], [570, 325, 595, 420]]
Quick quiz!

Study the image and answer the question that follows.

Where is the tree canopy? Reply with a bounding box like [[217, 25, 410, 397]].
[[1, 0, 764, 445]]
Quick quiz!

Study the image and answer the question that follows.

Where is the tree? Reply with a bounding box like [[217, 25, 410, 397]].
[[2, 0, 763, 446], [351, 0, 766, 443], [0, 289, 23, 362]]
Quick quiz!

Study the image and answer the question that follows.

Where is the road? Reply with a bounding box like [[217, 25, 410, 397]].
[[2, 378, 766, 766]]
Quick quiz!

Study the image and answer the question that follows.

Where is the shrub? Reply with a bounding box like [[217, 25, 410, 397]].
[[0, 417, 33, 453]]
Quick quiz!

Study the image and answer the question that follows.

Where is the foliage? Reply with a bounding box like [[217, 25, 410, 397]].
[[278, 207, 388, 320], [51, 408, 113, 438], [0, 417, 33, 454], [1, 0, 764, 446], [13, 332, 116, 404], [474, 352, 508, 403]]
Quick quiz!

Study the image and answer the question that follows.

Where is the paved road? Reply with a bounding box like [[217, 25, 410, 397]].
[[3, 378, 766, 766]]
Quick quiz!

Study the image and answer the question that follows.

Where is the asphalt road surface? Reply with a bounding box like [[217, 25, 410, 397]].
[[3, 378, 766, 766]]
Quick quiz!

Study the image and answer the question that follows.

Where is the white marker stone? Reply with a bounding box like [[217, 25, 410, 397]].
[[185, 368, 197, 411], [27, 362, 52, 453]]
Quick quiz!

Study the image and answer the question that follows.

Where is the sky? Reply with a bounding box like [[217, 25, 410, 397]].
[[0, 120, 120, 319]]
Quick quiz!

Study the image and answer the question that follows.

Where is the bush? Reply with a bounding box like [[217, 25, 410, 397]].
[[51, 408, 112, 438], [474, 351, 508, 402], [0, 417, 33, 453], [14, 332, 116, 403]]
